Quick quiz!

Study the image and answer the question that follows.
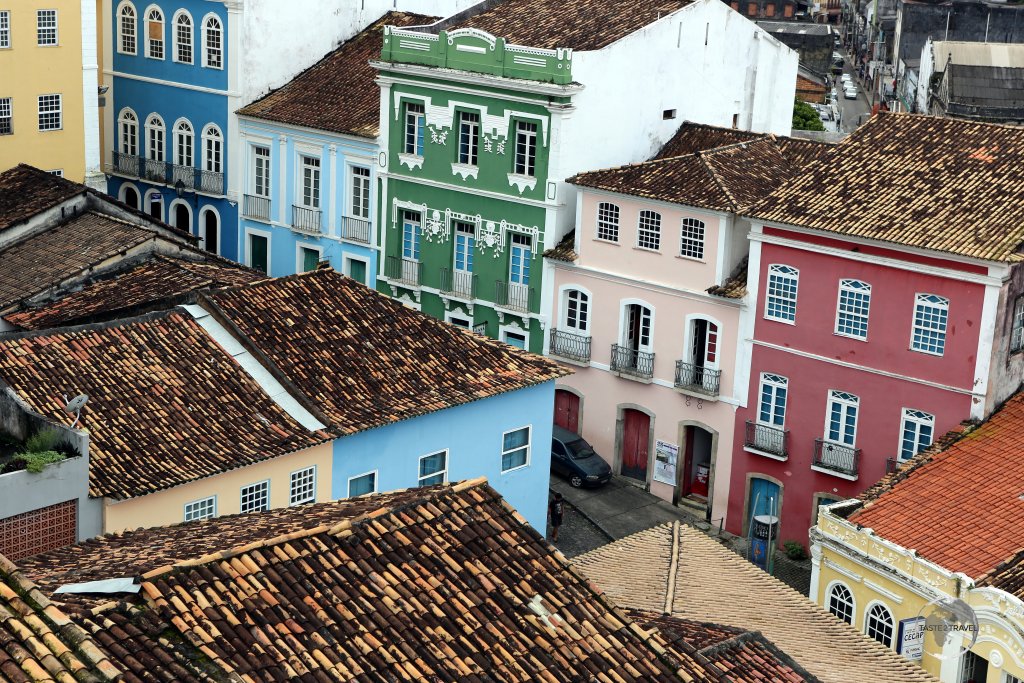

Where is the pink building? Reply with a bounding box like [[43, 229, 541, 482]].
[[546, 127, 826, 523], [729, 113, 1024, 547]]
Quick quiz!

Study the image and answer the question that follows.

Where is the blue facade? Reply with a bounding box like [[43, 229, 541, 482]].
[[106, 0, 237, 260], [236, 118, 380, 285], [331, 381, 555, 533]]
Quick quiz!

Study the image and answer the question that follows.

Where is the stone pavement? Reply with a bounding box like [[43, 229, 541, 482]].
[[549, 474, 811, 595]]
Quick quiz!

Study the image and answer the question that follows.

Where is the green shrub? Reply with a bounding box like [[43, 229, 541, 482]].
[[783, 540, 809, 561], [10, 428, 70, 473], [792, 98, 826, 132], [22, 451, 64, 473], [24, 428, 62, 453]]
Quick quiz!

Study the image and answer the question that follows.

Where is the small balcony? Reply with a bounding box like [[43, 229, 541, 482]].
[[549, 329, 591, 364], [110, 151, 140, 177], [812, 438, 860, 479], [143, 159, 168, 183], [495, 281, 534, 313], [243, 194, 271, 222], [341, 215, 371, 244], [385, 255, 422, 287], [674, 360, 721, 397], [744, 421, 789, 459], [610, 344, 654, 381], [440, 268, 477, 300], [170, 163, 195, 190], [198, 170, 224, 195], [291, 205, 322, 235]]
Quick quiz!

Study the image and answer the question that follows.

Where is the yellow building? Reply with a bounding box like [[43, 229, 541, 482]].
[[811, 391, 1024, 683], [0, 0, 101, 184]]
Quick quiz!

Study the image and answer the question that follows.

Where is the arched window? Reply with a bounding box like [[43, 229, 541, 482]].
[[173, 11, 192, 63], [145, 6, 163, 59], [120, 184, 140, 210], [563, 289, 589, 333], [119, 108, 138, 156], [865, 603, 894, 648], [202, 124, 221, 172], [173, 119, 193, 166], [202, 15, 222, 69], [145, 114, 164, 161], [828, 583, 854, 624], [637, 210, 661, 251], [117, 2, 136, 55]]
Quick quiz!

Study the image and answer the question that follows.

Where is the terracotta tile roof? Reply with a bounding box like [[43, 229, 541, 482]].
[[452, 0, 691, 51], [24, 481, 748, 682], [237, 12, 436, 137], [0, 553, 120, 682], [702, 138, 797, 212], [0, 211, 161, 311], [573, 521, 939, 683], [632, 613, 820, 683], [0, 165, 85, 234], [543, 229, 578, 262], [0, 311, 329, 499], [6, 255, 265, 330], [204, 267, 569, 434], [775, 136, 835, 167], [706, 257, 748, 299], [656, 122, 764, 159], [748, 112, 1024, 261], [850, 391, 1024, 580]]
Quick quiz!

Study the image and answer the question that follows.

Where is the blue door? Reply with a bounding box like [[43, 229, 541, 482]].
[[749, 478, 780, 520]]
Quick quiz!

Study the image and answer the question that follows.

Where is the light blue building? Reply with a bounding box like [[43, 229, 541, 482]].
[[104, 0, 235, 258]]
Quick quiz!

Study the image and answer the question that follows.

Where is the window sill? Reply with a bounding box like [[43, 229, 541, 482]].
[[909, 346, 944, 357], [743, 446, 788, 461], [500, 464, 530, 475], [675, 254, 706, 264], [507, 173, 537, 193], [764, 315, 796, 326], [633, 246, 661, 254], [810, 464, 859, 481], [398, 153, 423, 170], [833, 331, 868, 342], [594, 238, 620, 246], [451, 162, 479, 180]]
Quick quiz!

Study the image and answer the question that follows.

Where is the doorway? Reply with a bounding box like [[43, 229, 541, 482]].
[[147, 193, 163, 220], [173, 203, 190, 232], [746, 477, 781, 535], [122, 186, 140, 210], [958, 650, 988, 683], [555, 389, 580, 434], [680, 425, 713, 499], [201, 209, 219, 254], [620, 408, 650, 482]]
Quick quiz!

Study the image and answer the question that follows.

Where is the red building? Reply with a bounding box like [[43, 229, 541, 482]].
[[727, 113, 1024, 547]]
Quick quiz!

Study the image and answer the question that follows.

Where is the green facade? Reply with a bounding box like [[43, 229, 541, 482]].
[[376, 26, 577, 353]]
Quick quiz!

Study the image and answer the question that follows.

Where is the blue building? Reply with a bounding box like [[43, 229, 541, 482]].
[[233, 12, 432, 283], [105, 0, 235, 258]]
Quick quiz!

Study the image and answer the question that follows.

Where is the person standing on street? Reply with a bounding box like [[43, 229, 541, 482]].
[[548, 492, 564, 542]]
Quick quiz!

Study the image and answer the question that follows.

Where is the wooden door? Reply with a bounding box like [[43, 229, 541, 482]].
[[555, 390, 580, 434], [621, 409, 650, 482]]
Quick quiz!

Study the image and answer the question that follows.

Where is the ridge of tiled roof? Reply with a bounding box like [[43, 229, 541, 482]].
[[573, 521, 939, 683], [0, 164, 86, 233], [445, 0, 692, 51], [0, 553, 121, 682], [237, 11, 437, 137], [849, 390, 1024, 580], [0, 309, 330, 500], [700, 137, 796, 212], [202, 267, 570, 434], [747, 112, 1024, 262], [5, 254, 265, 330], [24, 481, 741, 682], [655, 121, 765, 159], [543, 229, 578, 262]]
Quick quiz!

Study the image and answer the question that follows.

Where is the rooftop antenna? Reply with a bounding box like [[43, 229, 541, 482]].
[[63, 393, 88, 428]]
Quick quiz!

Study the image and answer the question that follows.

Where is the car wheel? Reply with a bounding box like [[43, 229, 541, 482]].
[[570, 475, 584, 488]]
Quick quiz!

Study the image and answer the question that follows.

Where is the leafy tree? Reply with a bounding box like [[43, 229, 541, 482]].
[[792, 98, 825, 132]]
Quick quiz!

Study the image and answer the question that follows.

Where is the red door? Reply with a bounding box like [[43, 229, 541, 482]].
[[555, 390, 580, 433], [621, 409, 650, 482]]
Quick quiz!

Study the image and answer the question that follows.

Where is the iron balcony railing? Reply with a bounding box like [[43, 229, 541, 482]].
[[291, 205, 322, 235], [472, 321, 488, 336], [385, 256, 422, 287], [440, 268, 477, 300], [144, 158, 168, 183], [813, 438, 860, 477], [108, 151, 225, 196], [170, 163, 195, 190], [110, 151, 140, 177], [744, 420, 789, 458], [610, 344, 654, 380], [549, 329, 591, 363], [495, 281, 534, 313], [243, 194, 271, 221], [674, 360, 721, 396], [341, 215, 371, 244], [198, 169, 224, 195]]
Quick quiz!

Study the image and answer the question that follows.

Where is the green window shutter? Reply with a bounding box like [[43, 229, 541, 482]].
[[302, 248, 319, 272], [349, 259, 367, 284], [250, 234, 268, 274]]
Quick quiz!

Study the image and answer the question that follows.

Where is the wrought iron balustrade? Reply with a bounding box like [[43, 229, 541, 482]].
[[198, 169, 224, 195], [385, 255, 422, 287], [110, 151, 140, 178], [495, 281, 534, 313], [291, 205, 322, 235], [549, 329, 591, 363], [813, 438, 860, 477], [610, 344, 654, 379], [144, 159, 168, 183], [674, 360, 721, 396], [440, 268, 477, 299], [243, 194, 271, 221], [744, 420, 789, 458], [341, 215, 371, 243]]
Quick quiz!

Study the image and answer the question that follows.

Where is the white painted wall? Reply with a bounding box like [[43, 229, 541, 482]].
[[917, 38, 936, 114], [80, 0, 103, 189]]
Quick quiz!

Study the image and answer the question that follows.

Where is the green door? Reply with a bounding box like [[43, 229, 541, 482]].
[[249, 234, 268, 274], [348, 259, 367, 284], [301, 247, 319, 272]]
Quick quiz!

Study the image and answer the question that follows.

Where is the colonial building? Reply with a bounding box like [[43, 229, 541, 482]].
[[812, 391, 1024, 682], [915, 39, 1024, 124], [0, 0, 101, 184], [730, 112, 1024, 548], [373, 0, 797, 352]]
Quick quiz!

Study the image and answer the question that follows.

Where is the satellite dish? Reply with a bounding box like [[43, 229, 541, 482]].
[[64, 394, 88, 413]]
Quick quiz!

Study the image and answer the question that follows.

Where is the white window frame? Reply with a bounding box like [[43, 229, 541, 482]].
[[417, 450, 448, 486], [596, 201, 620, 242], [445, 311, 471, 328], [513, 119, 537, 177], [184, 495, 216, 521], [47, 169, 63, 177], [299, 154, 321, 209], [296, 243, 323, 273], [910, 293, 949, 356], [679, 217, 705, 260], [561, 286, 591, 335], [898, 408, 934, 461], [347, 470, 378, 498], [500, 424, 532, 473], [252, 143, 272, 198], [145, 113, 165, 162], [343, 254, 370, 283], [456, 109, 480, 166], [500, 325, 529, 350], [349, 164, 371, 219], [824, 389, 859, 447], [1011, 295, 1024, 354], [636, 210, 662, 251], [863, 601, 894, 649], [117, 1, 136, 55], [172, 9, 192, 64], [240, 480, 270, 513], [0, 10, 10, 49], [0, 97, 11, 135], [757, 372, 788, 427], [403, 101, 425, 156], [119, 107, 138, 155], [826, 581, 855, 625], [173, 118, 193, 167], [37, 94, 62, 131], [835, 278, 871, 340], [244, 226, 270, 274], [144, 5, 163, 59], [36, 9, 58, 46], [201, 13, 222, 69], [684, 314, 722, 370], [617, 299, 655, 353], [765, 264, 799, 323], [289, 465, 317, 506], [201, 124, 223, 174]]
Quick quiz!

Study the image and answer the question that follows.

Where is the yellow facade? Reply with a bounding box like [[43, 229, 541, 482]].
[[0, 0, 89, 180], [101, 442, 334, 532], [812, 508, 1024, 683]]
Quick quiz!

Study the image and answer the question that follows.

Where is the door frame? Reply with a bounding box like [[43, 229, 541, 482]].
[[674, 420, 719, 515], [740, 472, 784, 538], [614, 403, 655, 488], [554, 385, 584, 435]]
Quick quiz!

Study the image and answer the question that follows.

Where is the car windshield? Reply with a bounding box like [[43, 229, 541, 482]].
[[565, 438, 596, 459]]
